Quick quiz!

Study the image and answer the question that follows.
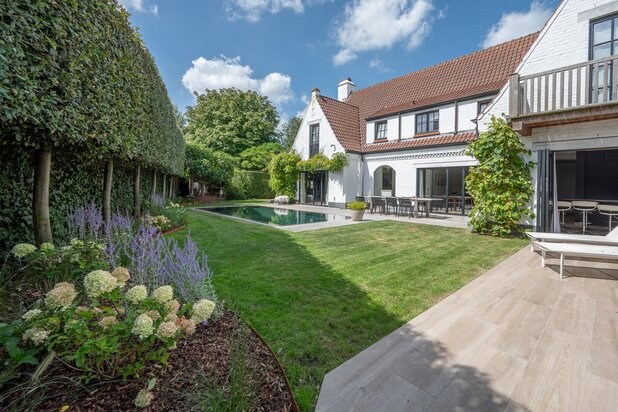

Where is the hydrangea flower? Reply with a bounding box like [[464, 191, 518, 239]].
[[126, 285, 148, 304], [111, 267, 131, 285], [164, 299, 180, 314], [70, 239, 84, 247], [83, 270, 118, 298], [132, 313, 154, 340], [156, 321, 178, 339], [98, 316, 118, 329], [22, 309, 42, 322], [40, 242, 55, 252], [165, 312, 178, 322], [146, 310, 161, 321], [22, 328, 49, 345], [134, 389, 153, 408], [152, 285, 173, 304], [191, 299, 216, 323], [176, 317, 196, 335], [45, 282, 76, 309], [12, 243, 37, 258]]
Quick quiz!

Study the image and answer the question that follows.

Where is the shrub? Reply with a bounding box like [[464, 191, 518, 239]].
[[347, 201, 367, 210], [268, 152, 301, 197], [466, 116, 535, 237], [229, 170, 274, 200], [0, 275, 216, 381]]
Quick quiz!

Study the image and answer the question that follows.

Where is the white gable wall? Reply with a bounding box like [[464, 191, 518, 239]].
[[292, 97, 344, 161]]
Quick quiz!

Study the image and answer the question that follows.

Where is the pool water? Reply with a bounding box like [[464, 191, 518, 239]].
[[202, 206, 350, 226]]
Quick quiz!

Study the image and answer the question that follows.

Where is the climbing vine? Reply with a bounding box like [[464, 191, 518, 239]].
[[465, 116, 535, 237], [297, 152, 348, 173]]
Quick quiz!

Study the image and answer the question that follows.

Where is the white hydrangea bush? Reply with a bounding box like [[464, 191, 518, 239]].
[[10, 267, 217, 379]]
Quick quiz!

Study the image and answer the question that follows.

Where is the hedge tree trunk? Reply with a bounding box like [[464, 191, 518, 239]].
[[33, 145, 53, 245], [162, 174, 167, 199], [152, 170, 157, 198], [103, 159, 113, 225], [134, 164, 141, 217]]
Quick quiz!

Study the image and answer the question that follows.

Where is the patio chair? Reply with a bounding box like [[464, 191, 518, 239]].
[[534, 241, 618, 279], [526, 225, 618, 250], [370, 196, 385, 214], [597, 204, 618, 231], [385, 197, 398, 215], [397, 198, 413, 218], [557, 200, 572, 227], [572, 201, 598, 234]]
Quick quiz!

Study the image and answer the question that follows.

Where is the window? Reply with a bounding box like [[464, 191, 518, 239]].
[[375, 121, 387, 141], [309, 124, 319, 157], [590, 14, 618, 59], [415, 111, 439, 135], [478, 100, 491, 114]]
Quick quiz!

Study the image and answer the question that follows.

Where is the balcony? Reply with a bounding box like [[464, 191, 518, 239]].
[[509, 56, 618, 136]]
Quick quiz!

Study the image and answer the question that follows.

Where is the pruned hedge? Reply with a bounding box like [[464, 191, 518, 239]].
[[229, 171, 274, 200]]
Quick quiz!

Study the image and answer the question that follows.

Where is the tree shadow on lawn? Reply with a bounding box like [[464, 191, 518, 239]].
[[172, 212, 517, 411]]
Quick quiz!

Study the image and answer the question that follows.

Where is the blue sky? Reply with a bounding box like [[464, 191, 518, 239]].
[[120, 0, 559, 121]]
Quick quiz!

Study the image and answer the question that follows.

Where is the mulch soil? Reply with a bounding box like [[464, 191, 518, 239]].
[[7, 311, 295, 411]]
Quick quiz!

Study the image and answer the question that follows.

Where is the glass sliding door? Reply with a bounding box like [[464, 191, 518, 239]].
[[301, 171, 328, 206], [417, 166, 472, 215]]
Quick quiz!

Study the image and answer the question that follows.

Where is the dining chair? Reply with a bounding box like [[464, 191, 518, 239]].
[[385, 197, 398, 215], [398, 198, 413, 218], [572, 201, 598, 234], [370, 196, 385, 214], [556, 200, 572, 227], [597, 204, 618, 232]]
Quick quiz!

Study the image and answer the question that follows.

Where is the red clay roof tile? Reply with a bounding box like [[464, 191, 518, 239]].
[[315, 32, 538, 153]]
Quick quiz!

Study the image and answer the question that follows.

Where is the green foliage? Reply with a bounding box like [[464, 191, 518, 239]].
[[146, 198, 187, 228], [347, 202, 367, 210], [239, 143, 282, 171], [267, 152, 301, 198], [465, 116, 535, 237], [279, 116, 303, 150], [229, 170, 275, 200], [184, 143, 238, 189], [0, 152, 154, 254], [297, 152, 348, 173], [0, 0, 184, 175], [184, 88, 279, 156]]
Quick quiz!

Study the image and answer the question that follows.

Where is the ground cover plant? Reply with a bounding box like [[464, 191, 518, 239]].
[[171, 208, 528, 410]]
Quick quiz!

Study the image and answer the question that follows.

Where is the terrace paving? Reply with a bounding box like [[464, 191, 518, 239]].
[[316, 247, 618, 412]]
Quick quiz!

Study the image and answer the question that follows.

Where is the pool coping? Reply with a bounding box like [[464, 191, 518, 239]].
[[192, 203, 365, 232]]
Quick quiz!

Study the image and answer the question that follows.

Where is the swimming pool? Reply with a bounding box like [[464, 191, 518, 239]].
[[201, 206, 350, 226]]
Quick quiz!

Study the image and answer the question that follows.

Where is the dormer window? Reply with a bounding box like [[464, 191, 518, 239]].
[[375, 121, 387, 141], [309, 124, 320, 157], [415, 110, 439, 136]]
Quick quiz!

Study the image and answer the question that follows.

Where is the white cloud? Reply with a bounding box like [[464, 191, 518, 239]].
[[118, 0, 159, 15], [181, 56, 293, 105], [225, 0, 333, 22], [482, 1, 552, 48], [333, 0, 435, 66]]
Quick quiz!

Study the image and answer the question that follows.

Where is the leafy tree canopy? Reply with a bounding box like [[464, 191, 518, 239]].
[[465, 116, 535, 237], [185, 142, 237, 187], [278, 116, 302, 150], [239, 142, 282, 171], [184, 89, 279, 156]]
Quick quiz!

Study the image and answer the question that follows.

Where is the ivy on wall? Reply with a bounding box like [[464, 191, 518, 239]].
[[297, 153, 348, 173]]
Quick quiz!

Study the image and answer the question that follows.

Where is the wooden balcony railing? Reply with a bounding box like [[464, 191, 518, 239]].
[[509, 56, 618, 118]]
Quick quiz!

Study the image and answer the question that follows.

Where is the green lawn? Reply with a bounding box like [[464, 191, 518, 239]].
[[171, 208, 527, 410]]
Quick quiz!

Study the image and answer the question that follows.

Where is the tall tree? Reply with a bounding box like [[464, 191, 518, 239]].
[[184, 88, 279, 156], [239, 142, 282, 171], [279, 116, 302, 150]]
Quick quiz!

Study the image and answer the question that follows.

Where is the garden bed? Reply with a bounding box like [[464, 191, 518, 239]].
[[4, 312, 296, 411]]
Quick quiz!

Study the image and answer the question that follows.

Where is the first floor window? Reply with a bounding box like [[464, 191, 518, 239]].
[[415, 110, 439, 135], [478, 100, 491, 114], [375, 121, 387, 141], [309, 124, 319, 157]]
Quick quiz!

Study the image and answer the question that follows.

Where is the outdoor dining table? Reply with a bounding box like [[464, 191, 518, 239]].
[[411, 197, 442, 218]]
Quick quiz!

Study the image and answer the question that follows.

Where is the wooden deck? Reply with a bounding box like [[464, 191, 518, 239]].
[[316, 247, 618, 412]]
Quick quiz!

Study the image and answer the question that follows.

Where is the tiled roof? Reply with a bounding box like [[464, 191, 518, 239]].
[[361, 132, 477, 153], [317, 32, 538, 153], [316, 96, 362, 152]]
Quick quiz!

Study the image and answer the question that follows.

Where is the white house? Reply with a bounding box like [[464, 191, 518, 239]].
[[292, 33, 538, 213], [481, 0, 618, 232]]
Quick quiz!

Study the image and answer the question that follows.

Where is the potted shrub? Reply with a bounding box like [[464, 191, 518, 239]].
[[347, 201, 367, 221]]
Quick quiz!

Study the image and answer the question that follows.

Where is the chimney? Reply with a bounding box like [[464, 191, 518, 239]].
[[338, 78, 355, 102], [311, 88, 320, 100]]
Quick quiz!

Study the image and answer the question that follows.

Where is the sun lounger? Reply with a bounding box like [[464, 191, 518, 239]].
[[526, 226, 618, 250], [534, 241, 618, 278]]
